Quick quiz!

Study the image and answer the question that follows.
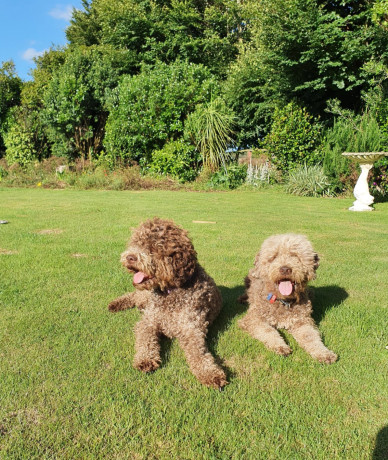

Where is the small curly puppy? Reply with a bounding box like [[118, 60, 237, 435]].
[[108, 217, 227, 389], [239, 234, 337, 364]]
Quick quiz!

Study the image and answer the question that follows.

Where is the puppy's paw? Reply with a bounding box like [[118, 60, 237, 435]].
[[197, 367, 228, 389], [316, 350, 337, 364], [108, 297, 134, 312], [275, 345, 292, 356], [108, 299, 123, 312], [134, 358, 160, 373], [205, 371, 229, 390], [212, 374, 229, 390]]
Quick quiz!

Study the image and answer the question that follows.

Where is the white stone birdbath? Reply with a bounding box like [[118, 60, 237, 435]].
[[342, 152, 388, 211]]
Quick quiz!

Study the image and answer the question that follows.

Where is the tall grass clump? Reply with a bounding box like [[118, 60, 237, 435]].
[[285, 164, 335, 197]]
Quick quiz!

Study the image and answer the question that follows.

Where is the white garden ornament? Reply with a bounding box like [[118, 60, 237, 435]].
[[342, 152, 388, 211]]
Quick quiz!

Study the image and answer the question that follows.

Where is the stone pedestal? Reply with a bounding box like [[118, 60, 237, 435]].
[[342, 152, 388, 211]]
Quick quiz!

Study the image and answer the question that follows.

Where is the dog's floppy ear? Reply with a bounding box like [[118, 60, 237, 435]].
[[249, 251, 262, 279], [313, 253, 320, 271], [153, 246, 197, 290], [307, 252, 320, 281], [169, 248, 197, 287]]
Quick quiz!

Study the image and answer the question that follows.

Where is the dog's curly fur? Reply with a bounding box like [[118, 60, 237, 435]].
[[239, 234, 337, 364], [108, 217, 227, 389]]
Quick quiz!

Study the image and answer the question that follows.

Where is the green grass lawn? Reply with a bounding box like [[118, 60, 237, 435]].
[[1, 188, 387, 459]]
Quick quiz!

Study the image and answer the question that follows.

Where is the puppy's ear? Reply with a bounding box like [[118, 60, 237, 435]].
[[154, 248, 197, 290], [250, 251, 262, 278], [313, 253, 320, 271], [307, 252, 320, 281], [170, 248, 197, 287]]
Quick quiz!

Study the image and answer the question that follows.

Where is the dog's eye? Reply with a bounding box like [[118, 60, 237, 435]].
[[268, 255, 277, 263]]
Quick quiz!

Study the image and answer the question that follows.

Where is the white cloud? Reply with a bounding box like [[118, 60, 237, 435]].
[[22, 48, 47, 61], [49, 4, 73, 21]]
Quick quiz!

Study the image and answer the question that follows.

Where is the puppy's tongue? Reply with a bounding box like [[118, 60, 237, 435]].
[[133, 272, 147, 284], [279, 281, 293, 296]]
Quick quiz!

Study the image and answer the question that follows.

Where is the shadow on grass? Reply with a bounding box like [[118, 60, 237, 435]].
[[310, 285, 348, 325], [373, 194, 388, 204], [208, 284, 247, 381], [373, 426, 388, 460]]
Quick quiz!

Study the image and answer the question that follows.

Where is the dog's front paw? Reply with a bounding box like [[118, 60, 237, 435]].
[[200, 369, 228, 390], [134, 358, 160, 373], [274, 345, 292, 356], [316, 350, 337, 364], [212, 374, 229, 390], [108, 296, 134, 312], [108, 300, 122, 312]]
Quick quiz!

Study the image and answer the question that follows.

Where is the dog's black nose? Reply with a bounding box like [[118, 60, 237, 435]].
[[126, 254, 137, 263], [279, 266, 292, 276]]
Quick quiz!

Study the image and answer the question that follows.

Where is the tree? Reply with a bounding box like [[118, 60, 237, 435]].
[[66, 0, 102, 46], [66, 0, 244, 77], [42, 46, 122, 160], [0, 61, 22, 154], [225, 0, 388, 146]]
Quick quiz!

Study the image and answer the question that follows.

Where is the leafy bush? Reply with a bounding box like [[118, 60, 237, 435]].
[[184, 97, 236, 172], [370, 157, 388, 198], [322, 108, 386, 191], [263, 102, 323, 172], [146, 140, 199, 183], [104, 61, 216, 165], [208, 164, 247, 189], [285, 164, 335, 197], [4, 107, 49, 167], [42, 46, 121, 161], [4, 121, 37, 167], [0, 164, 8, 181], [321, 118, 353, 189], [0, 61, 22, 152]]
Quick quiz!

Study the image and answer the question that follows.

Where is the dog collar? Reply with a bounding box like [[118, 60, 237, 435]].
[[267, 293, 292, 308]]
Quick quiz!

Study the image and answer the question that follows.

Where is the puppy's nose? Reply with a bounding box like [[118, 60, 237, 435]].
[[126, 254, 137, 263], [279, 266, 292, 276]]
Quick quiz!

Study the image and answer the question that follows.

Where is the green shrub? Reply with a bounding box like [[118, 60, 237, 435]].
[[4, 125, 37, 167], [208, 164, 247, 189], [322, 118, 353, 189], [146, 140, 199, 183], [263, 102, 324, 172], [0, 61, 22, 152], [104, 61, 216, 164], [0, 164, 8, 181], [322, 109, 386, 191], [4, 107, 49, 167], [370, 157, 388, 198], [42, 47, 121, 161], [285, 164, 335, 197]]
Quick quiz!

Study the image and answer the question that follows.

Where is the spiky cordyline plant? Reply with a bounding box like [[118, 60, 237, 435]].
[[185, 98, 236, 172]]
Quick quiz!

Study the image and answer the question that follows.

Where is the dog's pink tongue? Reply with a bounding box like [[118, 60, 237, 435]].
[[133, 272, 147, 284], [279, 281, 293, 296]]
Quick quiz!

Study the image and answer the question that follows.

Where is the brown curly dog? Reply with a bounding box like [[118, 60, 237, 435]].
[[239, 234, 337, 364], [108, 217, 228, 389]]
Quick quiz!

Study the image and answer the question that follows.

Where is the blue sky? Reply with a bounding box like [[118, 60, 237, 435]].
[[0, 1, 83, 81]]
